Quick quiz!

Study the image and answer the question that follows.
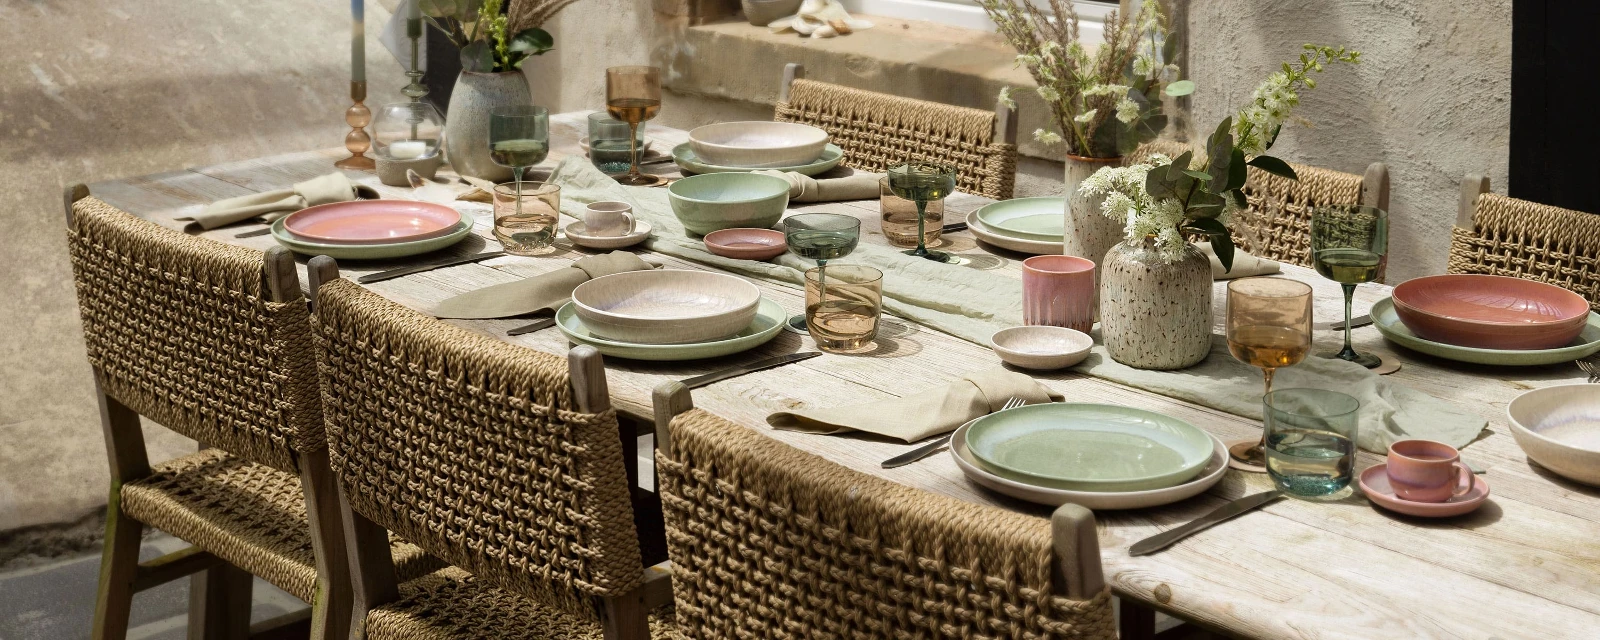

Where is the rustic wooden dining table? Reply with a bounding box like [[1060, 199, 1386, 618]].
[[88, 111, 1600, 639]]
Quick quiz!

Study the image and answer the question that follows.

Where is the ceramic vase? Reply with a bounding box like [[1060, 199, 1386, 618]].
[[1062, 154, 1126, 266], [444, 70, 530, 182], [1099, 237, 1212, 370]]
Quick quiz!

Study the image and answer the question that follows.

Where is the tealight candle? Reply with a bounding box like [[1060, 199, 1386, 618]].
[[389, 140, 427, 159]]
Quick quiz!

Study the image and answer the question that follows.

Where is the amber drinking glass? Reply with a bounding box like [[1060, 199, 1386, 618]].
[[1312, 205, 1388, 368], [1226, 277, 1313, 468], [604, 66, 665, 187], [887, 163, 957, 262], [492, 182, 560, 256], [783, 213, 861, 333], [805, 265, 883, 352], [879, 175, 944, 247]]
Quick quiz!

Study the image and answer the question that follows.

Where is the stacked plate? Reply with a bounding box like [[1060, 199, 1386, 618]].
[[557, 270, 784, 360], [673, 121, 843, 176], [951, 403, 1228, 510], [967, 198, 1066, 255], [1374, 274, 1600, 365], [272, 200, 475, 260]]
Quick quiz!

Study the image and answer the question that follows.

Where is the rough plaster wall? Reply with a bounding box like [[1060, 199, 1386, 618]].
[[1185, 0, 1511, 282]]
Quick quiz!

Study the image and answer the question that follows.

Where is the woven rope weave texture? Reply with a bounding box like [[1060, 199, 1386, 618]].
[[365, 567, 683, 639], [1449, 193, 1600, 311]]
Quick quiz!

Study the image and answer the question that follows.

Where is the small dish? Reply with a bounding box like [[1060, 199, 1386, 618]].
[[1506, 383, 1600, 487], [950, 419, 1229, 510], [704, 228, 787, 261], [271, 210, 475, 260], [554, 298, 785, 361], [962, 403, 1215, 493], [1370, 298, 1600, 365], [571, 269, 761, 344], [974, 197, 1066, 242], [282, 200, 462, 245], [688, 121, 830, 168], [564, 220, 652, 250], [672, 143, 844, 177], [667, 172, 792, 235], [966, 204, 1063, 256], [1392, 274, 1590, 350], [1359, 464, 1490, 517], [990, 326, 1092, 370]]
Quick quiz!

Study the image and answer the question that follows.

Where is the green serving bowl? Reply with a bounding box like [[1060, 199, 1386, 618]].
[[962, 403, 1215, 492], [667, 172, 790, 236]]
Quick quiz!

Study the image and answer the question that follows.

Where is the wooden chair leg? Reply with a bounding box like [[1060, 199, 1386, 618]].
[[91, 493, 143, 640], [1120, 597, 1159, 640], [598, 592, 651, 640], [188, 562, 253, 640]]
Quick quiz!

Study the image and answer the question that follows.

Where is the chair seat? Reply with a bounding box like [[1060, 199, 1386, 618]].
[[121, 448, 445, 602], [367, 568, 681, 640]]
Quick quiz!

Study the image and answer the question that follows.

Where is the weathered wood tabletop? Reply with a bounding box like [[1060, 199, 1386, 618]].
[[89, 111, 1600, 639]]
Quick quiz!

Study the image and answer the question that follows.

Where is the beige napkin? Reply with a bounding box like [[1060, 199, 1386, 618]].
[[1196, 241, 1280, 280], [768, 368, 1062, 442], [455, 176, 499, 204], [751, 170, 883, 202], [430, 251, 657, 319], [186, 173, 378, 230]]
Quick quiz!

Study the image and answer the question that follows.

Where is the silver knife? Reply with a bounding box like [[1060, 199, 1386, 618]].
[[680, 352, 822, 389], [234, 228, 272, 238], [1128, 490, 1283, 557], [506, 317, 556, 336], [357, 251, 507, 284], [1318, 314, 1372, 331]]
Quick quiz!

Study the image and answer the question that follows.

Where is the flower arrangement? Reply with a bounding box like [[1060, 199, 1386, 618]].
[[1078, 44, 1361, 271], [421, 0, 576, 72], [979, 0, 1188, 158]]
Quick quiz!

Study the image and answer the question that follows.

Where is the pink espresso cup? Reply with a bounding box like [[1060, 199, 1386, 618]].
[[1386, 439, 1474, 503], [1022, 255, 1096, 333]]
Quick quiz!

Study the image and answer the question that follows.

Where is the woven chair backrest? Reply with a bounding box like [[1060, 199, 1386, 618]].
[[1450, 192, 1600, 311], [311, 279, 643, 620], [656, 408, 1116, 639], [65, 197, 321, 473], [775, 78, 1018, 199]]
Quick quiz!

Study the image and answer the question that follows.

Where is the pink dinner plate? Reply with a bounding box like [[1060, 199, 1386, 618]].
[[1358, 464, 1490, 518], [1391, 274, 1590, 350], [703, 228, 787, 261], [282, 200, 463, 245]]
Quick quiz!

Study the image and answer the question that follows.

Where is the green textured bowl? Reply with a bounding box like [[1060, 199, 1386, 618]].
[[667, 172, 791, 236], [962, 403, 1214, 492], [1372, 297, 1600, 366], [554, 297, 785, 361], [271, 210, 475, 260]]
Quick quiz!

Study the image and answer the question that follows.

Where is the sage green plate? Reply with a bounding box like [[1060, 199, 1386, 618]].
[[962, 403, 1214, 492], [555, 297, 784, 361], [672, 143, 844, 177], [973, 197, 1065, 241], [1372, 297, 1600, 366], [271, 210, 476, 260]]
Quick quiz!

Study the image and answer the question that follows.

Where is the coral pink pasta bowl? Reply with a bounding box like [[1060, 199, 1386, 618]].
[[1391, 274, 1590, 350]]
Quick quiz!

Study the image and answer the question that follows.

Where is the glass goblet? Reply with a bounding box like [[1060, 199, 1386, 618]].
[[605, 66, 665, 187], [887, 163, 957, 263], [488, 106, 549, 222], [1312, 205, 1388, 368], [1225, 277, 1313, 470], [781, 213, 861, 333]]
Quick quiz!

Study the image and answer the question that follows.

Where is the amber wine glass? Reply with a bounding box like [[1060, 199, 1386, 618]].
[[1226, 277, 1313, 469], [605, 66, 665, 187], [1312, 205, 1388, 368]]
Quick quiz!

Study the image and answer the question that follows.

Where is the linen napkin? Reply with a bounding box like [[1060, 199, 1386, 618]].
[[430, 251, 657, 319], [455, 176, 499, 204], [1196, 241, 1280, 280], [768, 368, 1062, 442], [751, 170, 883, 202], [186, 173, 378, 230]]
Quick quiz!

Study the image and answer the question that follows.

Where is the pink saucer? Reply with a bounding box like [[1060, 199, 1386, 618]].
[[1358, 464, 1490, 517], [282, 200, 463, 245], [704, 228, 787, 261]]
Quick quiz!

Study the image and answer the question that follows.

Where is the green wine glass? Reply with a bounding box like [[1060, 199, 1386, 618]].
[[782, 213, 861, 333], [1311, 204, 1388, 368], [887, 163, 957, 262], [489, 106, 550, 218]]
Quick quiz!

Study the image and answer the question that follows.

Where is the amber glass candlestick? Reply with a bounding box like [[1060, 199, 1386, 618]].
[[336, 81, 376, 170]]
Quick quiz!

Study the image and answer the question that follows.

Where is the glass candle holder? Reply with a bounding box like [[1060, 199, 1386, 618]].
[[804, 264, 883, 353], [492, 182, 560, 256], [879, 175, 943, 248], [372, 102, 445, 160], [588, 112, 645, 175]]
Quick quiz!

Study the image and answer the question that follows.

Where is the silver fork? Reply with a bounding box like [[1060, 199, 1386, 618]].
[[881, 396, 1026, 469], [1578, 357, 1600, 383]]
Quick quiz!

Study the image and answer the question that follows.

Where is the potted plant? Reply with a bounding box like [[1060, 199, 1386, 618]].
[[1081, 44, 1361, 369], [422, 0, 570, 180]]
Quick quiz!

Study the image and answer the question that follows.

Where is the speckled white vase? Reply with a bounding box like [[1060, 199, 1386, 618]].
[[444, 70, 530, 182], [1099, 237, 1212, 370], [1062, 154, 1126, 266]]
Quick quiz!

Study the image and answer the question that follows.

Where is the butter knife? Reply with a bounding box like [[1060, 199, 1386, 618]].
[[680, 352, 821, 389], [941, 222, 968, 233], [357, 251, 507, 284], [1128, 490, 1283, 557], [506, 317, 556, 336], [1317, 314, 1372, 331]]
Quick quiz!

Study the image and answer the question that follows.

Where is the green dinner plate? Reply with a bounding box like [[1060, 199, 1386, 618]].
[[1372, 297, 1600, 366], [973, 197, 1066, 241], [672, 143, 844, 177], [271, 210, 476, 260], [555, 297, 785, 361], [962, 403, 1214, 492]]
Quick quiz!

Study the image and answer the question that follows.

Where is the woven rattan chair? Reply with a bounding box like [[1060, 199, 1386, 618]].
[[1127, 140, 1390, 275], [309, 263, 674, 640], [650, 382, 1120, 639], [774, 63, 1019, 200], [64, 187, 441, 640], [1450, 175, 1600, 311]]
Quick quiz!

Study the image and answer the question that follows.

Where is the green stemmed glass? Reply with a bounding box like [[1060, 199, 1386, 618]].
[[488, 106, 550, 219], [1312, 205, 1388, 369], [887, 163, 957, 262], [782, 213, 861, 333]]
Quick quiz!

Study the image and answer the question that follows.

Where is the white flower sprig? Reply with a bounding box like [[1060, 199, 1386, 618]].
[[1233, 45, 1360, 156], [1077, 154, 1236, 261]]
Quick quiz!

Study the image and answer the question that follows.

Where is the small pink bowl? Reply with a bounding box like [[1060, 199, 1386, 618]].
[[704, 228, 787, 261], [282, 200, 462, 245], [1391, 274, 1590, 350]]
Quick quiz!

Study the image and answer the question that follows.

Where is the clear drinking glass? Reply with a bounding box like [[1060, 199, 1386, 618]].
[[805, 265, 883, 353], [1312, 205, 1388, 368], [782, 213, 861, 333], [1264, 388, 1360, 498], [488, 106, 549, 230], [492, 182, 560, 256], [879, 175, 944, 247], [587, 112, 645, 175], [887, 163, 958, 262], [1226, 277, 1314, 469], [605, 66, 665, 187]]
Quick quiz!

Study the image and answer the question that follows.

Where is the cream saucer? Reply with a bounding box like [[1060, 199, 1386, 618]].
[[1358, 464, 1490, 518], [564, 220, 652, 250]]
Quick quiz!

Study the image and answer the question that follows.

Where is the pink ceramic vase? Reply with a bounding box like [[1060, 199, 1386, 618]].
[[1022, 255, 1096, 333]]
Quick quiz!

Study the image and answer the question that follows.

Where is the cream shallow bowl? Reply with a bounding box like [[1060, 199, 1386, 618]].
[[990, 326, 1092, 370], [570, 270, 761, 344], [1506, 383, 1600, 487], [688, 121, 829, 168], [667, 173, 792, 235]]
